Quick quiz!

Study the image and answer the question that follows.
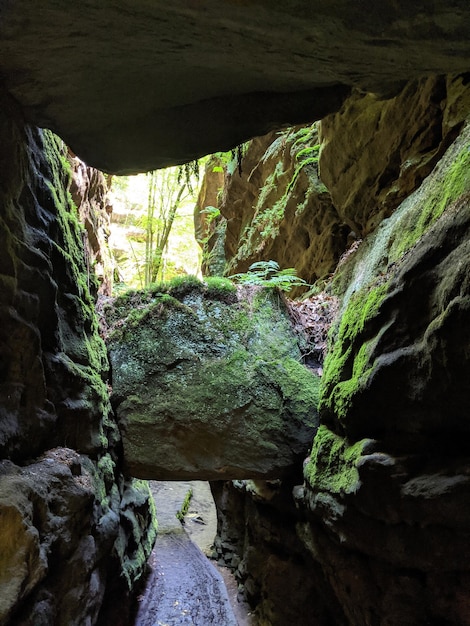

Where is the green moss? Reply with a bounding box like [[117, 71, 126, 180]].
[[390, 145, 470, 260], [320, 282, 389, 422], [270, 357, 320, 425], [204, 276, 237, 299], [175, 487, 193, 522], [164, 274, 202, 296], [304, 425, 371, 495], [117, 479, 158, 588]]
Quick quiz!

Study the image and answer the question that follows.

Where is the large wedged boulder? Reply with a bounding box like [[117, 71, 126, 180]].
[[105, 281, 320, 480]]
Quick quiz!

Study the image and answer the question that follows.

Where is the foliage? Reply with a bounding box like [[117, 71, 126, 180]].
[[211, 142, 250, 176], [111, 164, 200, 291], [176, 487, 193, 522], [142, 168, 193, 286], [230, 260, 307, 293], [200, 205, 221, 224]]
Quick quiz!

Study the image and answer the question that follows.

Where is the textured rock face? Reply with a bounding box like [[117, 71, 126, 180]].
[[0, 108, 156, 625], [211, 479, 347, 626], [199, 126, 348, 293], [194, 157, 226, 276], [319, 74, 470, 235], [211, 87, 470, 624], [68, 152, 115, 295], [0, 450, 154, 626], [300, 119, 470, 625], [105, 282, 320, 480], [200, 77, 470, 295], [1, 2, 470, 171]]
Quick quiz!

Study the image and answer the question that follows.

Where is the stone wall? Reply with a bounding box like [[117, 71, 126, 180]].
[[0, 101, 156, 626], [211, 76, 470, 625], [198, 127, 348, 295]]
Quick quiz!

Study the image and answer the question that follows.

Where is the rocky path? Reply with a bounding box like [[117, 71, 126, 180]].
[[133, 482, 249, 626]]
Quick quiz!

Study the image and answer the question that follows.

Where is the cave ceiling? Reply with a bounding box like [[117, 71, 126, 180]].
[[0, 0, 469, 173]]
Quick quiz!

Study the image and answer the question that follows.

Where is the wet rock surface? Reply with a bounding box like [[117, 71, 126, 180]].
[[134, 482, 239, 626], [106, 283, 320, 481]]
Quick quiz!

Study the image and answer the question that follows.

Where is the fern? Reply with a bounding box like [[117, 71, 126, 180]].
[[230, 260, 307, 293]]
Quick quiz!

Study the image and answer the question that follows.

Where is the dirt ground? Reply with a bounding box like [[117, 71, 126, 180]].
[[133, 481, 256, 626]]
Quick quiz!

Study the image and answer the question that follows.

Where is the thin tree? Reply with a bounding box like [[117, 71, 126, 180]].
[[143, 166, 194, 286]]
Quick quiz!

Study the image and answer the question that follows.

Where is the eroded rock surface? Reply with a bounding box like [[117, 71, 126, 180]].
[[211, 479, 346, 626], [105, 282, 320, 480], [0, 109, 156, 625], [1, 2, 470, 171], [197, 126, 347, 295], [319, 74, 470, 235], [0, 449, 155, 626], [297, 119, 470, 625], [209, 93, 470, 625], [68, 151, 115, 295]]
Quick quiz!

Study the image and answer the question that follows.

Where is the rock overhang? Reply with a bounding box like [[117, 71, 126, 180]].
[[1, 0, 470, 173]]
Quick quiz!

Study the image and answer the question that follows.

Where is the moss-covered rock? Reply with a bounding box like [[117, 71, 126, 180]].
[[296, 117, 470, 626], [0, 109, 156, 625], [206, 126, 348, 296], [106, 282, 320, 480], [318, 119, 470, 443]]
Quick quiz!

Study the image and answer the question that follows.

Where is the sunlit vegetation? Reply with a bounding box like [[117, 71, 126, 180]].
[[109, 164, 201, 292]]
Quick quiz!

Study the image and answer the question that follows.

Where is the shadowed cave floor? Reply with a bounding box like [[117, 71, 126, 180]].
[[133, 481, 254, 626]]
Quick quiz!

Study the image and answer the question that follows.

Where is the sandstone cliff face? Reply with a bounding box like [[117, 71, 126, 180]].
[[197, 127, 349, 296], [0, 106, 155, 626], [212, 78, 470, 625], [319, 74, 470, 235], [200, 76, 470, 295], [68, 152, 115, 296]]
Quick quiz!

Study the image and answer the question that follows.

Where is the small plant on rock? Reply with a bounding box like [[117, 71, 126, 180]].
[[230, 260, 307, 293]]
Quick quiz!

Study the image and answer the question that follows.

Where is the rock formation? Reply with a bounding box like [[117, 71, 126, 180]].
[[68, 151, 115, 295], [196, 125, 348, 295], [1, 4, 470, 626], [105, 281, 320, 480], [1, 2, 470, 172], [0, 108, 156, 625], [211, 79, 470, 625]]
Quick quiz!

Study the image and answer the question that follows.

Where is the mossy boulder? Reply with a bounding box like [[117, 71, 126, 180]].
[[106, 282, 320, 480]]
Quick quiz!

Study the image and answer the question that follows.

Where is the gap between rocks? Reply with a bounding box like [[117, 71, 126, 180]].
[[133, 481, 255, 626]]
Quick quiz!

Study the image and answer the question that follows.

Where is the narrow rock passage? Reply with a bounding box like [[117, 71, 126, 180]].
[[134, 482, 238, 626]]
